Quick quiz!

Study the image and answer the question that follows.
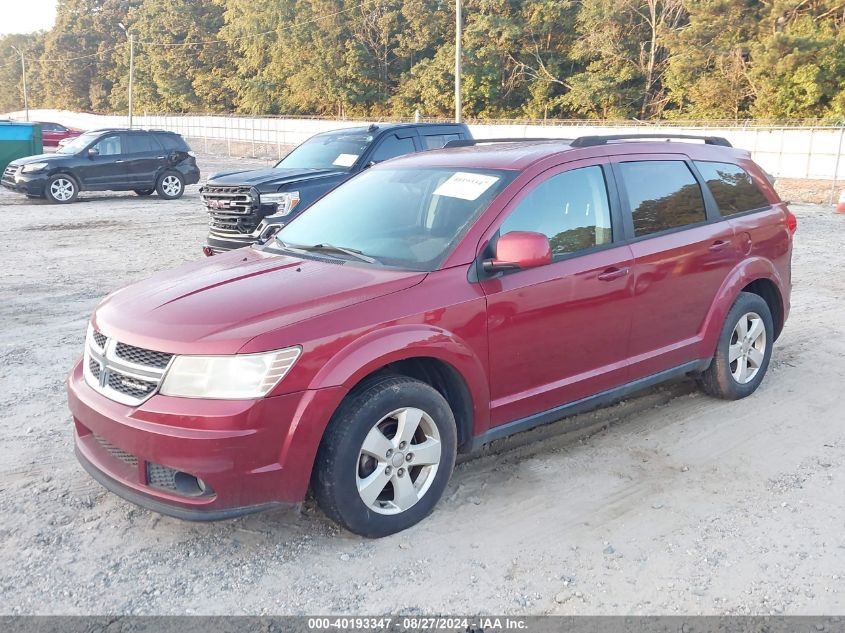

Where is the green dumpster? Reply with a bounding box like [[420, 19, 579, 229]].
[[0, 121, 43, 173]]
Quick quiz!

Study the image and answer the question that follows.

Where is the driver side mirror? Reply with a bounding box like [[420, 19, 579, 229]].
[[483, 231, 552, 273], [87, 147, 99, 158]]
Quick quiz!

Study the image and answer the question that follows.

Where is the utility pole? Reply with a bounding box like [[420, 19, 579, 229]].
[[455, 0, 462, 123], [10, 46, 28, 121], [119, 23, 135, 128]]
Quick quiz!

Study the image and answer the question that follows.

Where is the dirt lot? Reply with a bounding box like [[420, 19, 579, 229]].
[[1, 153, 844, 616]]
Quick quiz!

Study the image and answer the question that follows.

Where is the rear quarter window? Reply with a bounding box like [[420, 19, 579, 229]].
[[423, 133, 462, 150], [157, 133, 190, 151], [618, 160, 707, 237], [694, 161, 770, 216]]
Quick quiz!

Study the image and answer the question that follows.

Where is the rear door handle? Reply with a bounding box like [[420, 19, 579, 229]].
[[709, 239, 730, 252], [597, 267, 629, 281]]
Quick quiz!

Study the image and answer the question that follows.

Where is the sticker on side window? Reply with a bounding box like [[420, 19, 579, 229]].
[[333, 153, 359, 167], [434, 172, 500, 201]]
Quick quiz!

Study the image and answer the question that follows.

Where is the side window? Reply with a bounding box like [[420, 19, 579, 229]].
[[92, 135, 122, 156], [694, 161, 770, 216], [423, 133, 461, 150], [499, 166, 613, 257], [370, 134, 416, 163], [157, 134, 189, 151], [124, 134, 162, 153], [618, 161, 706, 237]]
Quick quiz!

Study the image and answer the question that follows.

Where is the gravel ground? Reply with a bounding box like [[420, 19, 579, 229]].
[[1, 153, 844, 616]]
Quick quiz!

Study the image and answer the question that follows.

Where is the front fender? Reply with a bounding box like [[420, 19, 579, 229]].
[[309, 324, 491, 436], [699, 256, 787, 357]]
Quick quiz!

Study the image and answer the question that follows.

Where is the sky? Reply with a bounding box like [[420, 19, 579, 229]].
[[0, 0, 58, 35]]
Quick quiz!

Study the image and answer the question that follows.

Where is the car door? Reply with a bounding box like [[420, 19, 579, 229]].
[[612, 156, 739, 380], [76, 134, 129, 190], [122, 132, 165, 189], [479, 159, 635, 427]]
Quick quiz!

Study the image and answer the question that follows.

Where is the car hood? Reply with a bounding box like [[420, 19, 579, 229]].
[[92, 248, 426, 355], [206, 167, 343, 188], [10, 153, 66, 166]]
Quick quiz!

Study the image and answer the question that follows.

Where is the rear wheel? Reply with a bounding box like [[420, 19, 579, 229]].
[[698, 291, 774, 400], [45, 174, 78, 204], [155, 171, 184, 199], [312, 376, 457, 537], [134, 188, 155, 196]]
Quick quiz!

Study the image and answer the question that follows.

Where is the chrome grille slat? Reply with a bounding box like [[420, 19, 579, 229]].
[[83, 328, 172, 406], [202, 184, 258, 235]]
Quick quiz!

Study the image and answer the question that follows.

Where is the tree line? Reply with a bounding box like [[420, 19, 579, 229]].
[[2, 0, 845, 121]]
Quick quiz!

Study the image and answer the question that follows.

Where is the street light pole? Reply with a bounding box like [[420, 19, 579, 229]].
[[10, 46, 28, 121], [455, 0, 462, 123], [119, 23, 135, 128]]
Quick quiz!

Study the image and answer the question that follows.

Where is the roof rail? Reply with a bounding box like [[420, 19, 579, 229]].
[[570, 133, 732, 148], [444, 137, 569, 149]]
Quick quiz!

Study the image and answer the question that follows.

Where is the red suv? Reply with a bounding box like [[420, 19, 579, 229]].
[[67, 134, 794, 537]]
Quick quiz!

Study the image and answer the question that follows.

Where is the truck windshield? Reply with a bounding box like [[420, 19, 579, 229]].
[[275, 167, 515, 271], [56, 132, 99, 155], [275, 130, 373, 170]]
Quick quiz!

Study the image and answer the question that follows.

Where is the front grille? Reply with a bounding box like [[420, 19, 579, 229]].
[[115, 342, 172, 369], [147, 463, 178, 491], [83, 328, 172, 406], [2, 164, 19, 183], [93, 434, 138, 466], [202, 185, 260, 236]]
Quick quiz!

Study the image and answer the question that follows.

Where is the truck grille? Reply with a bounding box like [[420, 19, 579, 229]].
[[201, 185, 259, 236], [83, 327, 173, 406]]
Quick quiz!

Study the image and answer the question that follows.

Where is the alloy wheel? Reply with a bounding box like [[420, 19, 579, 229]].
[[50, 178, 75, 202], [729, 311, 767, 384], [161, 175, 182, 197], [356, 407, 442, 515]]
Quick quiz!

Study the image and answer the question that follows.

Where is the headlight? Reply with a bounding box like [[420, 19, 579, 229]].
[[159, 347, 301, 399], [22, 163, 48, 173], [259, 191, 300, 216]]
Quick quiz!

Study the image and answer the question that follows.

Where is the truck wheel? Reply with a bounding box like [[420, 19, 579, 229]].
[[134, 189, 155, 196], [45, 174, 78, 204], [698, 291, 774, 400], [156, 171, 184, 200], [312, 376, 457, 538]]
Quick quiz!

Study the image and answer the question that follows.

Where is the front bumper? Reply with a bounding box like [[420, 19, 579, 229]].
[[205, 232, 258, 255], [67, 359, 343, 519], [1, 171, 46, 196]]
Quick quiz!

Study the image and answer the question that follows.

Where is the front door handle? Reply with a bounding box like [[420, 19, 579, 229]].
[[597, 267, 629, 282], [709, 239, 730, 252]]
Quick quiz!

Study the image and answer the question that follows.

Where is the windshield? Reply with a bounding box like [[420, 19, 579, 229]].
[[275, 130, 374, 170], [274, 167, 515, 271], [56, 132, 98, 154]]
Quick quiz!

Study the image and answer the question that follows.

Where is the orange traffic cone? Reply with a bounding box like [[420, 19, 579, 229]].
[[837, 190, 845, 214]]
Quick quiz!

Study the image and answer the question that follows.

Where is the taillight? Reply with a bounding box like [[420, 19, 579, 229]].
[[202, 246, 214, 257], [785, 209, 797, 235]]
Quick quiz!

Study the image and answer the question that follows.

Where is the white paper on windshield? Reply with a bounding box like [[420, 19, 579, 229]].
[[333, 153, 359, 167], [434, 172, 500, 201]]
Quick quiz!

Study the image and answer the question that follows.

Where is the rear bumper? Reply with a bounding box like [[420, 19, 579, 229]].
[[67, 359, 344, 519], [178, 164, 201, 186]]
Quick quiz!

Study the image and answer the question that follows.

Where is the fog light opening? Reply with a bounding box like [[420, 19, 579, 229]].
[[173, 471, 213, 497]]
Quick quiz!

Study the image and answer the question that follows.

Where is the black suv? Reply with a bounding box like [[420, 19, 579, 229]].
[[201, 122, 472, 254], [1, 128, 200, 203]]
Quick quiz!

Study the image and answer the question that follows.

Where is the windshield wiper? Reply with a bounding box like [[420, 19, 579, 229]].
[[275, 239, 377, 264]]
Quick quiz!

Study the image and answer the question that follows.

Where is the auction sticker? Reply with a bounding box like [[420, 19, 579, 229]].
[[434, 172, 500, 200], [333, 153, 359, 167]]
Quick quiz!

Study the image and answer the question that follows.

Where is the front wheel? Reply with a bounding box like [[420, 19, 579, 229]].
[[155, 171, 184, 199], [698, 291, 774, 400], [312, 376, 457, 537], [45, 174, 78, 204]]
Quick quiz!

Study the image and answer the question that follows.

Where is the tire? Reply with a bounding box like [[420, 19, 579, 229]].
[[134, 189, 155, 196], [155, 171, 184, 200], [44, 174, 78, 204], [312, 376, 457, 537], [698, 291, 774, 400]]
